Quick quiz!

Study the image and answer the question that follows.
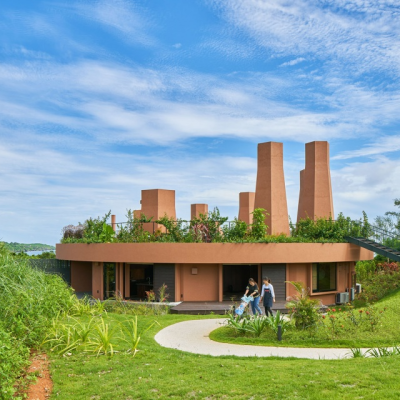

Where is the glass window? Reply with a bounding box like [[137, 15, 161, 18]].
[[312, 263, 336, 293], [104, 263, 116, 300]]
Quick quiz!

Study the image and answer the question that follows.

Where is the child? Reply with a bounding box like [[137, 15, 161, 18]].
[[260, 277, 275, 317]]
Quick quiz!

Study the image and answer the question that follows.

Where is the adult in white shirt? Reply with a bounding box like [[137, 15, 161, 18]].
[[260, 277, 275, 316]]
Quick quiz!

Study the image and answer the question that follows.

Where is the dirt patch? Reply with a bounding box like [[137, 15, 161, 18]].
[[25, 352, 53, 400]]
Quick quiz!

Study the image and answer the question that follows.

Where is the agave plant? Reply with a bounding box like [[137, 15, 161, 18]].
[[245, 316, 268, 337], [367, 346, 399, 358], [225, 314, 250, 335], [265, 311, 291, 335], [347, 347, 366, 358]]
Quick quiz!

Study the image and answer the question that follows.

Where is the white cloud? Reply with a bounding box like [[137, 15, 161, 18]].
[[332, 156, 400, 219], [172, 43, 182, 49], [280, 57, 306, 67]]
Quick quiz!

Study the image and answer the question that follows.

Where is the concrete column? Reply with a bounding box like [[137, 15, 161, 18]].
[[297, 141, 334, 222], [218, 264, 223, 302], [141, 189, 176, 233], [116, 263, 124, 298], [175, 264, 181, 302], [238, 192, 255, 224], [191, 204, 208, 219], [124, 264, 130, 299], [297, 170, 305, 223], [111, 214, 116, 232], [254, 142, 290, 235], [92, 262, 104, 300]]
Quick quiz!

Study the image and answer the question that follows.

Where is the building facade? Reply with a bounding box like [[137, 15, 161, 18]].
[[56, 141, 373, 305]]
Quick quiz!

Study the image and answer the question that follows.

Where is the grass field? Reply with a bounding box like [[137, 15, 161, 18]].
[[50, 310, 400, 400]]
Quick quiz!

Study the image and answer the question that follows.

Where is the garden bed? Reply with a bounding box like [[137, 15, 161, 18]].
[[209, 290, 400, 349]]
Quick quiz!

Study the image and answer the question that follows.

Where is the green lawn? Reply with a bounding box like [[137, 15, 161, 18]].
[[50, 310, 400, 400], [211, 290, 400, 349]]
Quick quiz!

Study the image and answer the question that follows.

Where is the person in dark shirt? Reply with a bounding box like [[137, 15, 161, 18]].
[[244, 278, 262, 316]]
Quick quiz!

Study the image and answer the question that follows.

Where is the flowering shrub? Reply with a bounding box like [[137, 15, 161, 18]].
[[319, 305, 386, 338], [158, 283, 169, 303], [145, 290, 156, 302], [356, 271, 400, 304], [377, 262, 399, 274]]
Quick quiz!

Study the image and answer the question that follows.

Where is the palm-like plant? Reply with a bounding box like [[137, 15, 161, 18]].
[[122, 316, 158, 356], [286, 281, 321, 330], [87, 318, 119, 357]]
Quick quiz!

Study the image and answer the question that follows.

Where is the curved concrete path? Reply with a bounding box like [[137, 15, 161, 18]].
[[155, 319, 363, 360]]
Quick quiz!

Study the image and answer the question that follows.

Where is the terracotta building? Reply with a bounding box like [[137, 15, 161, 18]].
[[57, 141, 373, 306]]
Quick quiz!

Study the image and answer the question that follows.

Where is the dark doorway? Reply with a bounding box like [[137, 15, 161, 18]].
[[261, 264, 286, 301], [223, 264, 259, 301], [104, 263, 116, 300], [127, 264, 154, 300]]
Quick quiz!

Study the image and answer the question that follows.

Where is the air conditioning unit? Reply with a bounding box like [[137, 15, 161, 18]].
[[336, 292, 349, 304], [355, 283, 362, 294], [350, 287, 355, 301]]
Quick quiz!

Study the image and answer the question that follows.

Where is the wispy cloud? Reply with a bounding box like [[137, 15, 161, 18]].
[[213, 0, 400, 75], [333, 136, 400, 160], [2, 60, 397, 148], [69, 0, 155, 46], [280, 57, 306, 67]]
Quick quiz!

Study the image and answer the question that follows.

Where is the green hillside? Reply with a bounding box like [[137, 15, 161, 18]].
[[1, 242, 55, 253]]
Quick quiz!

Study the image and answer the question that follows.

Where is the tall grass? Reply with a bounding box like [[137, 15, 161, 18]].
[[0, 243, 74, 399]]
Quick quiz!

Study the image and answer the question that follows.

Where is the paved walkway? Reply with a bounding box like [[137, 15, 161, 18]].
[[155, 319, 364, 360]]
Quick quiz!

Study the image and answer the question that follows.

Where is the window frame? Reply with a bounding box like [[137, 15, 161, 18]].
[[312, 262, 337, 293]]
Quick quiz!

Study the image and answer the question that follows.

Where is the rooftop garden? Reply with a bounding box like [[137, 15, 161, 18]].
[[60, 208, 373, 244]]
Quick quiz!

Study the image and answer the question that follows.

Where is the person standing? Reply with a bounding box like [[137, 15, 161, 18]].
[[260, 277, 275, 317], [244, 278, 262, 316]]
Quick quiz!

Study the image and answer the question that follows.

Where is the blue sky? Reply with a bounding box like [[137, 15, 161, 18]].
[[1, 0, 400, 245]]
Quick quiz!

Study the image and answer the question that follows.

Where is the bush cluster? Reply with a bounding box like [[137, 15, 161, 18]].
[[0, 244, 74, 399], [355, 260, 400, 304]]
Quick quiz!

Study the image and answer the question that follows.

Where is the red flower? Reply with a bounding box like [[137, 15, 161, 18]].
[[330, 315, 335, 319], [327, 308, 331, 312], [322, 315, 326, 319], [366, 311, 370, 315], [359, 310, 363, 313], [341, 325, 344, 328], [332, 308, 336, 312], [339, 308, 342, 311]]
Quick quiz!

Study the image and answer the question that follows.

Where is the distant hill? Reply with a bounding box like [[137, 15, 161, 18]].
[[2, 242, 55, 253]]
